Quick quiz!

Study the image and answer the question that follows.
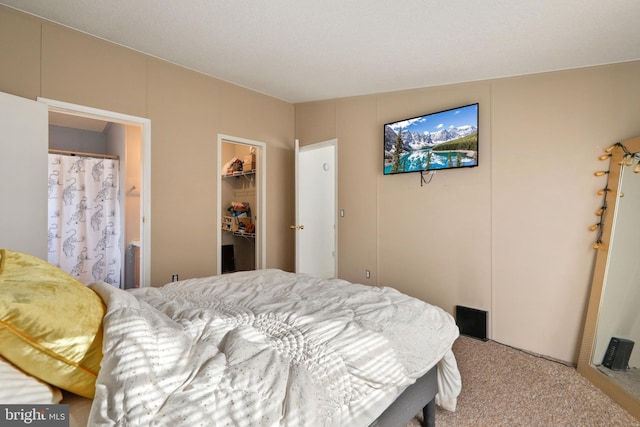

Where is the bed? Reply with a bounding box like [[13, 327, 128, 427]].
[[0, 249, 461, 426]]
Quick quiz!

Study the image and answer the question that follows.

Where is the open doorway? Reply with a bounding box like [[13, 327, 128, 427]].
[[38, 98, 151, 287], [216, 134, 266, 275]]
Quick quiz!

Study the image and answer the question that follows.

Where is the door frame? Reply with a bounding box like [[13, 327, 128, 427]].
[[216, 134, 267, 275], [37, 97, 152, 287], [295, 138, 338, 278]]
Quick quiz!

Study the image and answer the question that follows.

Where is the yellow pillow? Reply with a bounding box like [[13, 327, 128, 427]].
[[0, 249, 106, 398]]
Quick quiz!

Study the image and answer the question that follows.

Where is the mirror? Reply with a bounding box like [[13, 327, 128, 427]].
[[578, 136, 640, 420]]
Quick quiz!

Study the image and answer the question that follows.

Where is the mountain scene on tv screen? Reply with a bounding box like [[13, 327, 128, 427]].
[[384, 106, 478, 174]]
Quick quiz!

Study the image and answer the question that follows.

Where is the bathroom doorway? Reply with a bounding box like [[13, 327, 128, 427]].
[[39, 98, 151, 287]]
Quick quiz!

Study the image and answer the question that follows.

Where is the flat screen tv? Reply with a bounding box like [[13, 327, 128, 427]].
[[383, 103, 478, 175]]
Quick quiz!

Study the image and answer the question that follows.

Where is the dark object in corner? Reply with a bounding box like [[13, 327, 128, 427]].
[[221, 244, 235, 273], [603, 337, 634, 371], [455, 305, 488, 341]]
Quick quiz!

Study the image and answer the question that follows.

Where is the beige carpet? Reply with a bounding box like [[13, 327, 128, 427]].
[[406, 336, 639, 427]]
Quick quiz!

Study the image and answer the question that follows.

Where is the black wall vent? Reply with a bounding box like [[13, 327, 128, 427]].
[[455, 305, 488, 341]]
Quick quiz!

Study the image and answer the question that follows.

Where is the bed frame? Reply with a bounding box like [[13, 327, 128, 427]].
[[370, 364, 438, 427]]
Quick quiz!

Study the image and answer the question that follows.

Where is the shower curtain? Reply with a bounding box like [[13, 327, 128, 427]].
[[47, 154, 122, 287]]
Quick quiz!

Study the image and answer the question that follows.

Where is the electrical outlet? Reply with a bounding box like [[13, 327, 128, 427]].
[[171, 274, 179, 282], [365, 270, 371, 279]]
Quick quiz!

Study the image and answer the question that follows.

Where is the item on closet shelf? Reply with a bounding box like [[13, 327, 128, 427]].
[[222, 158, 244, 175], [243, 153, 256, 171], [244, 223, 255, 233], [232, 217, 251, 232], [224, 202, 252, 231], [227, 201, 251, 217], [222, 216, 251, 232], [222, 216, 233, 231], [229, 158, 243, 174]]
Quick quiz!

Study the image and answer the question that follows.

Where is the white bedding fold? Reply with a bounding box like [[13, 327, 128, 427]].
[[88, 269, 461, 426]]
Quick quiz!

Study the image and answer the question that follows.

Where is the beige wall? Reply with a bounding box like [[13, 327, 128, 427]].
[[295, 62, 640, 363], [124, 125, 142, 252], [0, 6, 295, 284], [491, 65, 640, 362]]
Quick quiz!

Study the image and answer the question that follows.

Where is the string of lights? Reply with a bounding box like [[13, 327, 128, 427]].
[[591, 142, 640, 249]]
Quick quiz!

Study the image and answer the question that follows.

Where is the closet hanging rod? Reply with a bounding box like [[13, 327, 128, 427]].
[[48, 149, 119, 160]]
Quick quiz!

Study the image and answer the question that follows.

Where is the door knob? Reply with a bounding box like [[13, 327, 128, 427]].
[[290, 225, 305, 230]]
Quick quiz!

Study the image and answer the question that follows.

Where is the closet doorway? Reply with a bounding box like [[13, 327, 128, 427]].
[[39, 98, 151, 288], [216, 135, 266, 275]]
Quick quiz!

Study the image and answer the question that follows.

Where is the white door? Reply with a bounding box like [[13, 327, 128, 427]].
[[0, 92, 49, 259], [294, 139, 337, 279]]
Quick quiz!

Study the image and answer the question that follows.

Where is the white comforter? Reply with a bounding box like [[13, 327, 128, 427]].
[[88, 269, 461, 426]]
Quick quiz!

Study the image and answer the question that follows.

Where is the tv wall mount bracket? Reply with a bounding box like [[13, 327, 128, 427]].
[[420, 170, 436, 186]]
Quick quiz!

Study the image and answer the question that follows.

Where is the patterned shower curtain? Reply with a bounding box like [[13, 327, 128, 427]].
[[47, 154, 122, 287]]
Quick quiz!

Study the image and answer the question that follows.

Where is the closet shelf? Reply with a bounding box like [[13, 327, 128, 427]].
[[222, 229, 256, 240], [222, 169, 256, 179]]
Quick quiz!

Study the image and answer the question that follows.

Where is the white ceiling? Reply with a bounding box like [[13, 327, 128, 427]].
[[2, 1, 640, 103]]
